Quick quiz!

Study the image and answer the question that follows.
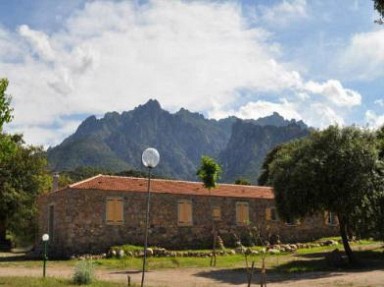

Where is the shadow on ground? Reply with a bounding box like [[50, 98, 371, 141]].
[[194, 267, 343, 286], [194, 249, 384, 286], [0, 253, 27, 262]]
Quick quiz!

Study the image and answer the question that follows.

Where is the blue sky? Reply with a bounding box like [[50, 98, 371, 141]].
[[0, 0, 383, 147]]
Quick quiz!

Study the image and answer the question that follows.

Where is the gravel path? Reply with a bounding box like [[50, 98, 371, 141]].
[[0, 265, 383, 286]]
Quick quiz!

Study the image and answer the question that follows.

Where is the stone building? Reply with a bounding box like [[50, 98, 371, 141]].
[[37, 175, 338, 258]]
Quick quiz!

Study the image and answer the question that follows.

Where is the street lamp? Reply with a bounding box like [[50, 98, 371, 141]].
[[42, 233, 49, 278], [140, 147, 160, 287]]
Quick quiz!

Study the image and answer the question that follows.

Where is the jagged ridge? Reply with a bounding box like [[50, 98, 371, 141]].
[[47, 99, 309, 183]]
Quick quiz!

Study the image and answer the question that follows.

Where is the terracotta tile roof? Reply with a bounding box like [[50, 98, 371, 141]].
[[67, 174, 274, 199]]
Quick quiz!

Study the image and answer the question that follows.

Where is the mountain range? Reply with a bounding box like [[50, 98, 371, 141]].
[[47, 99, 309, 183]]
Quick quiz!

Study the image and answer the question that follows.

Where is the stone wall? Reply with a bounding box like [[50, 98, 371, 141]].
[[36, 188, 339, 258]]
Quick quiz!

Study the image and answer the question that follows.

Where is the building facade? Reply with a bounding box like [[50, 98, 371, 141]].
[[37, 175, 338, 258]]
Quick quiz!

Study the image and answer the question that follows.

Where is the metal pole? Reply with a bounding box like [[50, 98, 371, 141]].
[[43, 241, 47, 278], [141, 167, 152, 287]]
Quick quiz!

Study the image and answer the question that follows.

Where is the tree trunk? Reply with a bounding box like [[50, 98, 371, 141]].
[[338, 215, 357, 265], [207, 189, 217, 267], [0, 218, 6, 243]]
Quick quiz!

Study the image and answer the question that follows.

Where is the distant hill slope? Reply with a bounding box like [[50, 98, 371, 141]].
[[47, 99, 309, 183], [219, 120, 309, 183]]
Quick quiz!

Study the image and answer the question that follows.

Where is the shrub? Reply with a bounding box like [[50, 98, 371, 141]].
[[73, 260, 95, 285]]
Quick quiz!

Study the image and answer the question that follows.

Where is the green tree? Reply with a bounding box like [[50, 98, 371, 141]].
[[351, 126, 384, 241], [264, 126, 380, 265], [0, 79, 13, 130], [258, 145, 283, 186], [0, 79, 50, 246], [0, 134, 51, 245], [234, 178, 251, 185], [196, 155, 222, 266], [197, 155, 222, 190], [374, 0, 384, 17]]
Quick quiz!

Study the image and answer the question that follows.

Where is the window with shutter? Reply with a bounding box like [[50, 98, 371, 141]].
[[325, 211, 338, 225], [266, 207, 278, 221], [178, 200, 192, 226], [212, 206, 221, 221], [285, 216, 301, 226], [236, 202, 249, 225], [106, 197, 124, 225]]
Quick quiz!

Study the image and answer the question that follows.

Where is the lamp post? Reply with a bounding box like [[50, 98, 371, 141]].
[[42, 233, 49, 278], [140, 147, 160, 287]]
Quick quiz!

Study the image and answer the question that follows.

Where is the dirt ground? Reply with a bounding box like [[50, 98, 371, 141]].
[[0, 265, 383, 287]]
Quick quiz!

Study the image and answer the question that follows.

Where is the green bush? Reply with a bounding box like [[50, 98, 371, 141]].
[[73, 260, 95, 285]]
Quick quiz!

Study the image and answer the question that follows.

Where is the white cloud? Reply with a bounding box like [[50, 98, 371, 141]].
[[339, 29, 384, 80], [302, 103, 344, 128], [259, 0, 308, 27], [365, 110, 384, 129], [374, 99, 384, 107], [304, 80, 361, 107], [0, 0, 361, 146], [18, 25, 56, 62], [216, 99, 301, 121]]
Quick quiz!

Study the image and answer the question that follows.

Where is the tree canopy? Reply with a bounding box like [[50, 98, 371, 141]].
[[0, 133, 51, 244], [0, 78, 13, 130], [374, 0, 384, 17], [196, 155, 222, 190], [0, 79, 50, 246], [261, 126, 383, 264]]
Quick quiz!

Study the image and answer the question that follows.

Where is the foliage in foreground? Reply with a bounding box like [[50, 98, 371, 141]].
[[259, 125, 384, 264], [0, 78, 51, 246], [73, 260, 95, 285]]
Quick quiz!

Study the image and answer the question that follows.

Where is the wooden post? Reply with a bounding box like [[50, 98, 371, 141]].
[[247, 261, 255, 287]]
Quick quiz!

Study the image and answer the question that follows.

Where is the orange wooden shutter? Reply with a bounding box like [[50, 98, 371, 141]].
[[106, 199, 114, 223], [114, 198, 123, 223], [266, 208, 271, 221], [213, 207, 221, 220], [106, 198, 123, 224], [244, 203, 249, 223], [237, 202, 248, 224], [236, 203, 241, 224], [178, 201, 185, 224], [178, 200, 192, 225], [186, 201, 192, 224]]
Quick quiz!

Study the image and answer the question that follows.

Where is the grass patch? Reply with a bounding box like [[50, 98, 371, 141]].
[[0, 239, 382, 276], [94, 253, 253, 270], [0, 277, 130, 287]]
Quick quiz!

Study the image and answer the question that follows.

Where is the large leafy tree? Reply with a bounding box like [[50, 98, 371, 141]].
[[263, 126, 381, 264], [0, 134, 51, 244], [351, 126, 384, 241], [0, 79, 50, 245]]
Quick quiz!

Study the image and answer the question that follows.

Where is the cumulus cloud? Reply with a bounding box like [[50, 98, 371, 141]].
[[304, 80, 361, 107], [302, 103, 345, 128], [339, 29, 384, 80], [365, 110, 384, 129], [18, 25, 56, 62], [215, 99, 301, 121], [1, 0, 361, 146], [259, 0, 308, 27]]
